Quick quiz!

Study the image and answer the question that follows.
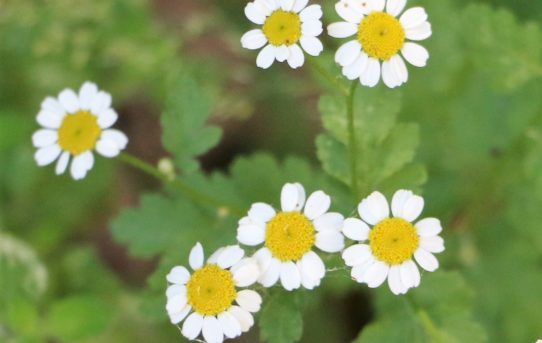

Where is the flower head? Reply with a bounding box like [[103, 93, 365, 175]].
[[33, 82, 128, 180], [241, 0, 324, 69], [166, 243, 261, 343], [237, 183, 345, 291], [328, 0, 432, 88], [342, 190, 444, 295]]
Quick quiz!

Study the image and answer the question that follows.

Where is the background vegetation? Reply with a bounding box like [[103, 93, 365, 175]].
[[1, 0, 541, 342]]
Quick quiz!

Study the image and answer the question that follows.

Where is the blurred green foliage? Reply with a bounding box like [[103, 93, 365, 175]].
[[1, 0, 542, 342]]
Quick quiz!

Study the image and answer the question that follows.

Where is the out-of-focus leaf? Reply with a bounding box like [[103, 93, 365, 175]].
[[260, 291, 303, 343]]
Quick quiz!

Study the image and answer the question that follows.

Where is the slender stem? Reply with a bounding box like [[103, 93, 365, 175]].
[[308, 58, 349, 96], [118, 153, 245, 216], [346, 81, 360, 198]]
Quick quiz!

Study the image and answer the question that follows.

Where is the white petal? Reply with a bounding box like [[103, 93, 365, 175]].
[[244, 2, 267, 25], [335, 2, 363, 23], [182, 312, 204, 340], [401, 42, 429, 67], [292, 0, 308, 13], [218, 312, 242, 339], [388, 265, 407, 295], [382, 59, 401, 88], [237, 224, 266, 246], [342, 218, 370, 241], [386, 0, 407, 17], [167, 266, 190, 284], [298, 260, 319, 290], [363, 261, 389, 288], [100, 129, 128, 150], [300, 4, 323, 22], [414, 248, 439, 272], [166, 294, 187, 314], [78, 82, 98, 110], [342, 244, 371, 267], [255, 0, 276, 13], [327, 22, 358, 38], [302, 19, 323, 36], [236, 290, 262, 313], [299, 36, 323, 56], [169, 306, 191, 324], [189, 242, 204, 270], [58, 89, 80, 113], [280, 261, 301, 291], [390, 54, 408, 83], [37, 109, 63, 129], [32, 129, 57, 148], [371, 0, 385, 11], [408, 259, 421, 287], [258, 257, 281, 287], [217, 245, 245, 269], [304, 190, 331, 220], [70, 151, 94, 180], [232, 258, 260, 287], [227, 306, 254, 333], [314, 212, 344, 232], [280, 0, 295, 11], [275, 45, 290, 62], [89, 92, 112, 116], [166, 284, 186, 299], [248, 203, 276, 224], [315, 231, 345, 253], [415, 218, 443, 237], [360, 58, 381, 87], [420, 236, 445, 253], [342, 52, 369, 80], [351, 258, 375, 282], [253, 248, 272, 272], [358, 191, 389, 225], [241, 29, 268, 50], [97, 108, 118, 129], [202, 316, 223, 343], [55, 152, 70, 175], [400, 7, 428, 30], [40, 97, 65, 117], [35, 144, 61, 166], [300, 251, 325, 280], [287, 44, 305, 69], [405, 22, 432, 41], [335, 40, 362, 67], [399, 260, 415, 289], [95, 139, 121, 158], [280, 183, 306, 212], [208, 248, 225, 265], [391, 189, 424, 221]]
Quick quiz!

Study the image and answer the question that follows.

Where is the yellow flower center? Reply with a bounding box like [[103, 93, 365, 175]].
[[186, 264, 237, 316], [369, 218, 419, 265], [58, 111, 102, 156], [358, 11, 405, 61], [265, 212, 315, 262], [262, 10, 302, 46]]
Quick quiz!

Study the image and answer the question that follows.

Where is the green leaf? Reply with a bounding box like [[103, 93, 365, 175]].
[[259, 291, 303, 343], [161, 74, 222, 173], [47, 295, 113, 342]]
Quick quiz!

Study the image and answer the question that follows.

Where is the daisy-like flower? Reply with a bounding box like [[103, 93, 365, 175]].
[[341, 190, 444, 295], [32, 82, 128, 180], [166, 243, 261, 343], [237, 183, 345, 291], [328, 0, 432, 88], [241, 0, 324, 69]]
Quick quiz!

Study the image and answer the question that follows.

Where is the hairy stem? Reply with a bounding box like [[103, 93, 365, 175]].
[[118, 153, 244, 216]]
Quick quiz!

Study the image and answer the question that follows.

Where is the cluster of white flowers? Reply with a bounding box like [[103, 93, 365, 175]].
[[166, 183, 445, 343], [241, 0, 431, 88]]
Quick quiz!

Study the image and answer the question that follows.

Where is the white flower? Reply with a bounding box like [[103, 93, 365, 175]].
[[342, 190, 444, 295], [166, 243, 262, 343], [241, 0, 324, 69], [327, 0, 432, 88], [32, 82, 128, 180], [237, 183, 345, 291]]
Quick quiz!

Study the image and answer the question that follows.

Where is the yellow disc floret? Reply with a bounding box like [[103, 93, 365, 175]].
[[186, 264, 237, 316], [265, 212, 315, 262], [358, 12, 405, 61], [58, 111, 102, 156], [262, 10, 302, 46], [369, 218, 419, 265]]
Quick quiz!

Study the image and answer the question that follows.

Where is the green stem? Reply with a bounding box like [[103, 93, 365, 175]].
[[346, 81, 360, 198], [308, 58, 349, 96], [118, 153, 244, 216]]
